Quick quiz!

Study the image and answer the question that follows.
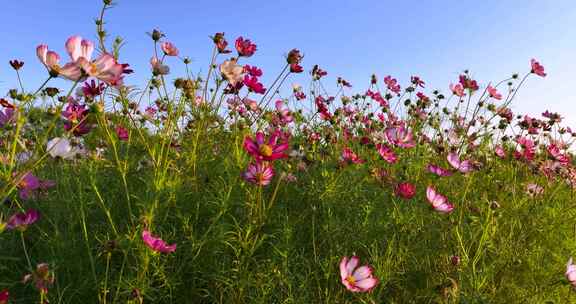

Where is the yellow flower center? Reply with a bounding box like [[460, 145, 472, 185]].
[[346, 275, 356, 285], [90, 63, 99, 75], [259, 144, 273, 157]]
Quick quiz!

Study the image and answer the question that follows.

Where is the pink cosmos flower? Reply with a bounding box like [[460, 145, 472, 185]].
[[566, 258, 576, 288], [243, 75, 266, 94], [339, 256, 378, 292], [494, 145, 506, 158], [449, 83, 465, 97], [150, 56, 170, 75], [290, 63, 303, 73], [161, 41, 179, 56], [547, 144, 570, 165], [235, 37, 257, 57], [116, 126, 129, 141], [82, 79, 105, 98], [487, 85, 502, 100], [385, 125, 415, 148], [427, 164, 453, 177], [376, 144, 397, 163], [342, 147, 365, 164], [395, 182, 416, 199], [243, 162, 275, 186], [66, 36, 126, 85], [425, 186, 454, 213], [6, 209, 40, 231], [275, 100, 293, 124], [62, 101, 92, 136], [515, 136, 536, 161], [244, 65, 263, 77], [447, 152, 473, 173], [411, 75, 425, 87], [243, 130, 289, 161], [383, 75, 401, 94], [17, 173, 55, 200], [459, 75, 479, 92], [530, 58, 546, 77], [36, 44, 82, 80], [142, 229, 177, 253]]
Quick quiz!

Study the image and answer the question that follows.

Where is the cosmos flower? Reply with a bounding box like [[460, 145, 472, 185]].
[[220, 58, 244, 86], [161, 41, 179, 56], [395, 182, 416, 199], [447, 152, 474, 173], [487, 85, 502, 100], [235, 37, 257, 57], [243, 130, 289, 161], [376, 144, 397, 163], [449, 83, 465, 97], [339, 256, 378, 292], [46, 137, 82, 159], [142, 229, 177, 253], [6, 209, 40, 231], [243, 161, 275, 186], [425, 186, 454, 213], [16, 173, 55, 200], [530, 58, 546, 77], [566, 257, 576, 288], [427, 164, 453, 177], [23, 263, 55, 294]]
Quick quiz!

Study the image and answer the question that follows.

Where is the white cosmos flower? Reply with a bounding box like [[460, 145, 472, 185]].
[[47, 137, 81, 160]]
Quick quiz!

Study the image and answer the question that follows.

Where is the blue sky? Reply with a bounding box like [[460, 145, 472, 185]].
[[1, 0, 575, 125]]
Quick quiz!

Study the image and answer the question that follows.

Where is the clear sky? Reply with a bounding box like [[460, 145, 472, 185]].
[[1, 0, 575, 126]]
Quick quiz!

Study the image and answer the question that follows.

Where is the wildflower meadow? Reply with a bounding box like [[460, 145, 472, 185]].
[[1, 1, 576, 303]]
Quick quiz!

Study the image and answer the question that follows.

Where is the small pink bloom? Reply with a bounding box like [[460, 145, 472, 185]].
[[235, 37, 257, 57], [395, 182, 416, 199], [530, 58, 546, 77], [212, 32, 231, 54], [116, 126, 129, 141], [383, 75, 401, 94], [6, 209, 40, 231], [385, 125, 415, 148], [142, 229, 177, 253], [494, 145, 506, 158], [220, 58, 244, 86], [161, 41, 179, 56], [339, 256, 379, 292], [243, 75, 266, 94], [566, 257, 576, 288], [425, 186, 454, 213], [487, 85, 502, 100], [449, 83, 465, 97], [427, 164, 453, 177], [36, 44, 82, 80], [243, 65, 263, 77], [243, 162, 274, 186], [447, 152, 473, 173], [243, 130, 289, 161], [525, 183, 544, 197], [342, 147, 364, 164], [376, 144, 397, 163], [17, 173, 55, 200]]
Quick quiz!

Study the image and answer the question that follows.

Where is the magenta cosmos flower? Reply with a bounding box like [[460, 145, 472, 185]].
[[243, 130, 289, 161], [376, 144, 397, 163], [395, 182, 416, 200], [530, 58, 546, 77], [426, 186, 454, 213], [161, 41, 179, 56], [339, 256, 379, 292], [6, 209, 40, 231], [487, 85, 502, 100], [385, 125, 415, 148], [142, 229, 177, 253], [23, 263, 55, 294], [235, 37, 257, 57], [243, 162, 274, 186], [17, 172, 55, 200], [447, 152, 473, 173], [427, 164, 453, 177]]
